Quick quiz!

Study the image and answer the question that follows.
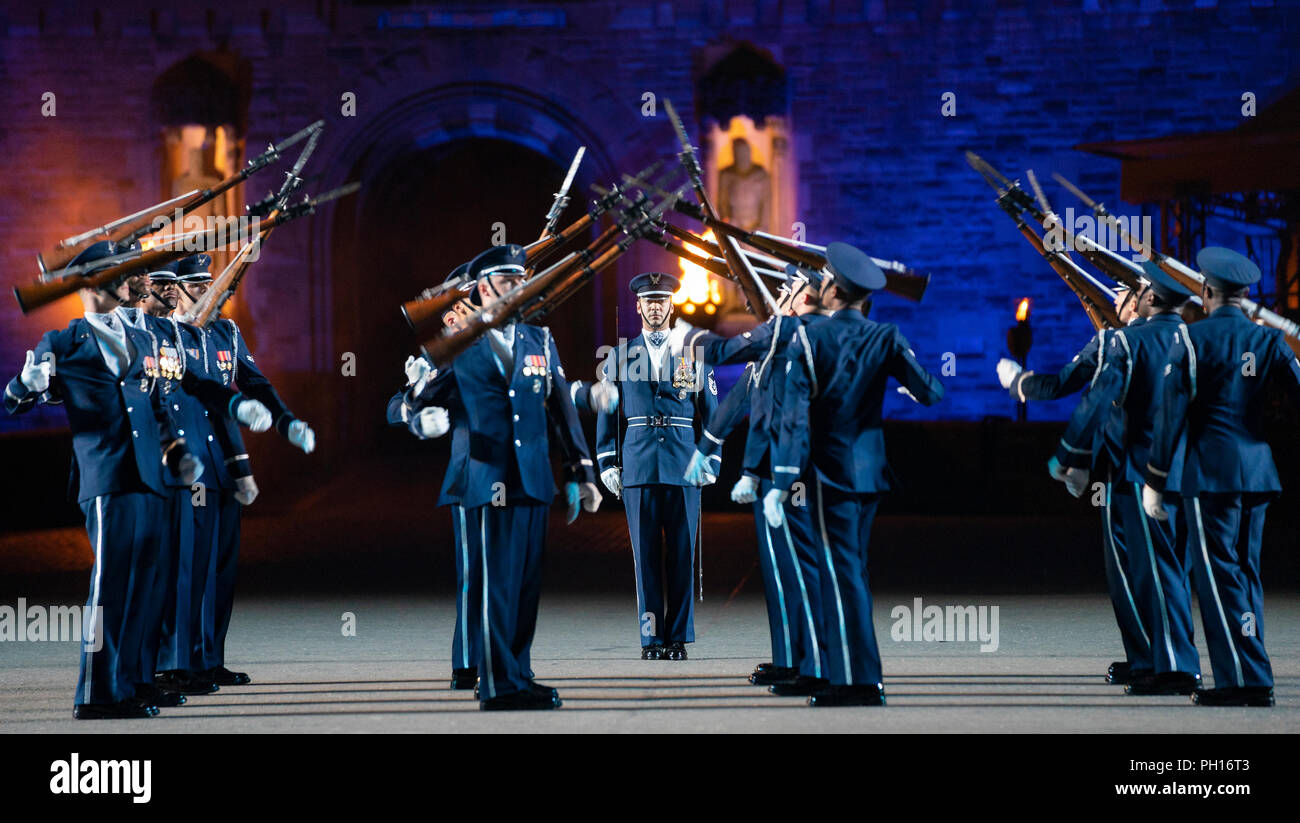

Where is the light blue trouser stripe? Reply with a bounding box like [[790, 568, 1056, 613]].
[[1134, 483, 1176, 670], [479, 509, 495, 698], [457, 505, 469, 670], [1104, 482, 1149, 648], [780, 516, 821, 679], [762, 521, 793, 667], [1191, 497, 1245, 687], [815, 477, 851, 682], [83, 495, 104, 705]]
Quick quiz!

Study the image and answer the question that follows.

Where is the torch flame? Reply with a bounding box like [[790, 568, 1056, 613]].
[[1016, 297, 1031, 323]]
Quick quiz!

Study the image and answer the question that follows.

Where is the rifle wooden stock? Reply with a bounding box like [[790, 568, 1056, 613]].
[[422, 255, 576, 367], [15, 209, 304, 314], [402, 287, 468, 337], [1012, 216, 1120, 331], [524, 236, 636, 323], [17, 226, 231, 314], [525, 212, 593, 269], [665, 218, 929, 302]]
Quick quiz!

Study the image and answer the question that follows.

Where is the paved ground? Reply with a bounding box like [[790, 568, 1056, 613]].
[[3, 593, 1297, 733]]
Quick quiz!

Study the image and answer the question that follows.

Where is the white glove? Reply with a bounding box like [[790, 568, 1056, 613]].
[[235, 399, 272, 432], [580, 481, 602, 513], [683, 450, 711, 486], [600, 467, 622, 499], [896, 386, 919, 403], [20, 350, 51, 393], [234, 475, 259, 506], [178, 453, 204, 486], [287, 420, 316, 454], [997, 358, 1023, 390], [731, 475, 759, 504], [404, 355, 432, 387], [762, 488, 788, 529], [589, 380, 619, 414], [416, 406, 450, 439], [1063, 467, 1089, 499], [1142, 484, 1168, 521], [1047, 456, 1068, 482]]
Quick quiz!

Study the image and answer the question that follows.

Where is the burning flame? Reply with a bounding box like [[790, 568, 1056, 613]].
[[675, 230, 721, 315], [1016, 297, 1031, 323]]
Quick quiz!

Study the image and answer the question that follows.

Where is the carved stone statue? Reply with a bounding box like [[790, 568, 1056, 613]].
[[717, 138, 770, 232]]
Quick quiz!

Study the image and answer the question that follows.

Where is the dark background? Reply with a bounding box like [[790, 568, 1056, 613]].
[[0, 1, 1297, 596]]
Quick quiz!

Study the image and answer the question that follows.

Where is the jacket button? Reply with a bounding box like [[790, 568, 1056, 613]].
[[207, 435, 214, 442], [508, 389, 515, 397], [173, 404, 180, 411], [178, 429, 185, 436], [126, 406, 133, 413], [659, 436, 665, 442], [515, 439, 521, 447], [119, 380, 125, 387], [513, 414, 519, 422], [132, 430, 138, 437]]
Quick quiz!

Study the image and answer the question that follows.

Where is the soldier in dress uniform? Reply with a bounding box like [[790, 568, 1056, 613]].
[[596, 272, 718, 661], [412, 244, 601, 710], [1051, 264, 1201, 696], [112, 253, 258, 698], [1143, 247, 1300, 707], [391, 265, 478, 690], [764, 242, 945, 707], [166, 254, 316, 686], [678, 265, 830, 692], [999, 287, 1152, 687], [5, 241, 270, 719]]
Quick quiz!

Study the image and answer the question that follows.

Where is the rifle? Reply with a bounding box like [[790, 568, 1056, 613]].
[[538, 147, 585, 241], [424, 187, 679, 363], [14, 183, 358, 314], [967, 153, 1120, 331], [522, 159, 663, 273], [1054, 173, 1300, 353], [37, 120, 324, 277], [637, 200, 931, 303], [663, 99, 775, 321], [189, 127, 326, 327], [524, 189, 684, 323]]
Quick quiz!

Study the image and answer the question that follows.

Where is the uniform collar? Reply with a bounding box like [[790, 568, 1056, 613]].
[[1144, 311, 1182, 324], [1209, 305, 1247, 320]]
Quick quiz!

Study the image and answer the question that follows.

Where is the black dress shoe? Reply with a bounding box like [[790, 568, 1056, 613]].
[[808, 683, 886, 707], [200, 666, 251, 686], [1106, 661, 1133, 684], [451, 668, 478, 690], [1192, 686, 1275, 707], [641, 643, 665, 660], [154, 670, 220, 695], [135, 683, 186, 707], [480, 689, 562, 711], [769, 676, 830, 696], [528, 680, 559, 699], [753, 662, 775, 673], [74, 699, 159, 719], [749, 666, 799, 685], [1125, 671, 1200, 696], [664, 641, 688, 661]]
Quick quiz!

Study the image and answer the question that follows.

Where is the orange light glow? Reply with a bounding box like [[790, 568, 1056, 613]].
[[1016, 298, 1031, 323], [675, 230, 721, 311]]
